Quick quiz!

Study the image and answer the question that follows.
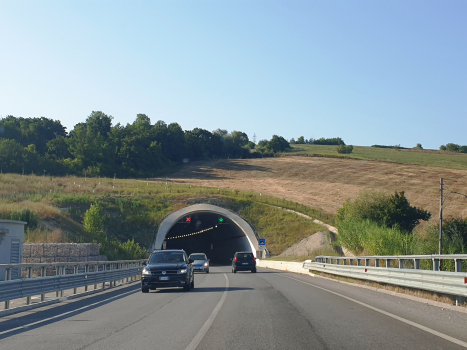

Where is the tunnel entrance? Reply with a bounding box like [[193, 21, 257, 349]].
[[151, 204, 259, 265]]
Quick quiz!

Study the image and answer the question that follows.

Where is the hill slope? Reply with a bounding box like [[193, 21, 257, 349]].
[[157, 156, 467, 220]]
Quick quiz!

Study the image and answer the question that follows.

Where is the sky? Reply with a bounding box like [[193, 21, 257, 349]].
[[1, 1, 466, 149]]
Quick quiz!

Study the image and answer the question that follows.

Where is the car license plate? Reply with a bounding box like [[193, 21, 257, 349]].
[[159, 276, 169, 281], [242, 263, 248, 265]]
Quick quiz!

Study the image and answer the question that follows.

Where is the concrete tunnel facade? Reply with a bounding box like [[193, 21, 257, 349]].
[[150, 204, 261, 264]]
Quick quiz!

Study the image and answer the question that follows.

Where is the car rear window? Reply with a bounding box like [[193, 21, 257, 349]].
[[236, 253, 253, 260], [190, 254, 207, 260]]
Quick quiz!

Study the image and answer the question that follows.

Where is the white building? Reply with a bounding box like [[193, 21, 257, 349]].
[[0, 219, 27, 280]]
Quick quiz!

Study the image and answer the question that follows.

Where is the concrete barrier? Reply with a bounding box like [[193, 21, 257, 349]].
[[257, 260, 310, 275]]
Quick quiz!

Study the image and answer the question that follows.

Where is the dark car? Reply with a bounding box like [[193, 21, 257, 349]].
[[141, 249, 194, 293], [231, 251, 256, 273], [188, 253, 210, 273]]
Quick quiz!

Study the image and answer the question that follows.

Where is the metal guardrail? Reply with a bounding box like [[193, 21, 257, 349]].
[[0, 260, 146, 310], [303, 255, 467, 301]]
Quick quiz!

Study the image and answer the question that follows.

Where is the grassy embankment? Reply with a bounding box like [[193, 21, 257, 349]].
[[0, 173, 331, 259], [285, 144, 467, 170]]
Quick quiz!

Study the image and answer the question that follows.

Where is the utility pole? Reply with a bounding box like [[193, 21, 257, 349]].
[[438, 178, 443, 255]]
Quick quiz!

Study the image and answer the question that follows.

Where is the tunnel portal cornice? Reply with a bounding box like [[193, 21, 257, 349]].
[[152, 204, 259, 256]]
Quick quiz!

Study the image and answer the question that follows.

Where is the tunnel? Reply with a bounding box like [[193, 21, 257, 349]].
[[150, 204, 259, 264]]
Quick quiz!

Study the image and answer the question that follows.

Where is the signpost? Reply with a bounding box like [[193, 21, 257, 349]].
[[258, 238, 266, 250]]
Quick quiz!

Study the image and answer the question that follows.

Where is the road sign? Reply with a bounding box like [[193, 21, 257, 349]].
[[258, 238, 266, 246], [258, 246, 266, 251]]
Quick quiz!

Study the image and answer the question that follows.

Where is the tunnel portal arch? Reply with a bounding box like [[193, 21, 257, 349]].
[[151, 204, 259, 259]]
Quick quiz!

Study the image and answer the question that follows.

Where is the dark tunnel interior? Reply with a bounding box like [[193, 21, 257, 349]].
[[164, 212, 252, 264]]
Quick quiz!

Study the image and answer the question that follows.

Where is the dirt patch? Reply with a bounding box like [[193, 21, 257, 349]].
[[278, 231, 331, 257], [155, 157, 467, 219]]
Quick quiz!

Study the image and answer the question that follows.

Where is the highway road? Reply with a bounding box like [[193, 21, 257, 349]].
[[1, 266, 467, 350]]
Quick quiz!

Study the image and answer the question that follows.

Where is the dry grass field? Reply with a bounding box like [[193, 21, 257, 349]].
[[158, 156, 467, 221]]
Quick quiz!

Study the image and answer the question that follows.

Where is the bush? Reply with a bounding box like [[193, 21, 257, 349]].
[[338, 190, 431, 233], [337, 145, 353, 154]]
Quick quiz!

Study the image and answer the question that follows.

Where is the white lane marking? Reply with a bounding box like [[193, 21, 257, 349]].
[[0, 289, 136, 337], [185, 272, 229, 350], [279, 273, 467, 349]]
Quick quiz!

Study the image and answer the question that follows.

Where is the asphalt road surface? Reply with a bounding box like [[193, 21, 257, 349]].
[[1, 266, 467, 350]]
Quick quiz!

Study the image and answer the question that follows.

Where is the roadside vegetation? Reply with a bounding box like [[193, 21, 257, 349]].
[[0, 173, 328, 259], [335, 189, 467, 271]]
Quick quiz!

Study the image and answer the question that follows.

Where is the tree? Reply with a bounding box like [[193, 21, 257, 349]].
[[415, 143, 423, 149], [297, 136, 305, 144], [446, 143, 460, 152], [439, 145, 447, 150], [83, 203, 105, 239], [0, 139, 23, 173], [267, 135, 289, 153]]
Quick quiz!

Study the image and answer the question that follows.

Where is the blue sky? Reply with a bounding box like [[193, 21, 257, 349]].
[[1, 1, 466, 149]]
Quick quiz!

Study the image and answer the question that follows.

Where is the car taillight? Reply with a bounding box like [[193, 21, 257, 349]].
[[234, 257, 237, 262], [253, 257, 256, 261]]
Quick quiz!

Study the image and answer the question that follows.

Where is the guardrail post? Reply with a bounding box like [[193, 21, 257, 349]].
[[73, 265, 78, 294], [84, 265, 88, 292], [455, 259, 462, 273], [4, 268, 11, 309], [414, 259, 420, 270], [94, 264, 98, 289], [349, 259, 353, 266], [375, 259, 380, 267], [385, 259, 391, 268], [342, 259, 346, 266], [399, 259, 405, 269], [103, 264, 107, 290], [433, 259, 440, 271], [365, 259, 370, 267], [357, 259, 361, 266], [26, 267, 33, 305], [60, 266, 65, 297]]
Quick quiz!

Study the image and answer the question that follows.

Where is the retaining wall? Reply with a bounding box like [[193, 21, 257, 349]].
[[23, 243, 107, 263]]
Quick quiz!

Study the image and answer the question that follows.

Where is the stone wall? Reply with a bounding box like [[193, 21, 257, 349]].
[[23, 243, 107, 263]]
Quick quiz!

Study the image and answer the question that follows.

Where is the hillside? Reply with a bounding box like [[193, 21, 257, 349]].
[[157, 155, 467, 221]]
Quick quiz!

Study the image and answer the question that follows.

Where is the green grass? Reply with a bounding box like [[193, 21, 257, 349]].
[[0, 173, 331, 258], [284, 144, 467, 170]]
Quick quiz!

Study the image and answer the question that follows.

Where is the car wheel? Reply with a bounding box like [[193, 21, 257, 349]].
[[206, 269, 209, 274], [191, 277, 195, 289], [252, 268, 257, 273], [233, 268, 237, 273], [184, 278, 192, 291], [142, 286, 149, 293]]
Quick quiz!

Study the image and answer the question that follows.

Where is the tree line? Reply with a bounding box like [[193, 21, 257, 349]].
[[0, 112, 290, 178], [290, 136, 345, 145]]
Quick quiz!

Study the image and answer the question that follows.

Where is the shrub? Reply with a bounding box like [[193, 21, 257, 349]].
[[337, 145, 353, 154], [338, 190, 431, 233]]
